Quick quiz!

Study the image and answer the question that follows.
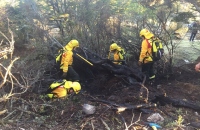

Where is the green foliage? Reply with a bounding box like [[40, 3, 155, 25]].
[[172, 12, 195, 23], [165, 115, 184, 128], [1, 1, 200, 130], [175, 108, 183, 115], [163, 108, 186, 129], [165, 120, 177, 128], [176, 115, 184, 126]]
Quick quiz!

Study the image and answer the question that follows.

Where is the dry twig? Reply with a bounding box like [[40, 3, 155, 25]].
[[101, 118, 110, 130], [120, 112, 145, 130]]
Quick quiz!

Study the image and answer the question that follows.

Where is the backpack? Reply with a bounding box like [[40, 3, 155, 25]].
[[109, 48, 126, 64], [46, 79, 67, 98], [119, 48, 127, 64], [49, 79, 66, 89], [146, 37, 164, 62], [119, 48, 126, 58]]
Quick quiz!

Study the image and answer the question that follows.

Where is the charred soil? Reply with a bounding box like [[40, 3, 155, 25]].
[[1, 62, 200, 130]]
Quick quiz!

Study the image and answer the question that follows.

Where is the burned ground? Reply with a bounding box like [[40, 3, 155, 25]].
[[1, 60, 200, 130], [1, 42, 200, 130]]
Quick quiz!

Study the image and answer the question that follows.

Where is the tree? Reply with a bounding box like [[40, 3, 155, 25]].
[[184, 0, 200, 13]]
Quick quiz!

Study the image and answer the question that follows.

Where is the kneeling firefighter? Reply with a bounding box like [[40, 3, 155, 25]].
[[46, 79, 81, 99]]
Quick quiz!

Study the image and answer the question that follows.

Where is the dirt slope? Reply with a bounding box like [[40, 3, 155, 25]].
[[1, 37, 200, 130]]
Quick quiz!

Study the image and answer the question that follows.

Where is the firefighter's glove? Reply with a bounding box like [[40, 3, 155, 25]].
[[138, 61, 142, 66], [62, 72, 67, 78]]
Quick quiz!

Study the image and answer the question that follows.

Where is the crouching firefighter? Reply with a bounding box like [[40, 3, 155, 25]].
[[46, 79, 81, 99]]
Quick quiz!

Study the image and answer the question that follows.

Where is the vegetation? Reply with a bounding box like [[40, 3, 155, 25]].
[[0, 0, 200, 129]]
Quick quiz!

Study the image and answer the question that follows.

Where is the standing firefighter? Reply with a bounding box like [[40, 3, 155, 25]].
[[138, 29, 156, 84], [108, 42, 126, 65], [60, 39, 80, 81]]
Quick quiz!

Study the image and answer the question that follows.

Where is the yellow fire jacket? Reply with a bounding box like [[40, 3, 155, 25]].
[[108, 51, 123, 64], [47, 80, 81, 98], [50, 86, 67, 98], [139, 39, 153, 63], [60, 44, 74, 73]]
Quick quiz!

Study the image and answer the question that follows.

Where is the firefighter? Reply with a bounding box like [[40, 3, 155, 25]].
[[61, 39, 80, 81], [108, 42, 126, 65], [46, 80, 81, 99], [138, 29, 155, 83]]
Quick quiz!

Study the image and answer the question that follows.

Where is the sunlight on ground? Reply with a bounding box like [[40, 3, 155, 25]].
[[175, 26, 189, 38], [164, 32, 200, 67]]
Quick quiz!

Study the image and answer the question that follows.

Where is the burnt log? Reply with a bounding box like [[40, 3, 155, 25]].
[[73, 47, 144, 84], [151, 94, 200, 111], [188, 122, 200, 129]]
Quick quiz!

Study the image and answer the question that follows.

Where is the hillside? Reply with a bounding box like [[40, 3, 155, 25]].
[[1, 35, 200, 130]]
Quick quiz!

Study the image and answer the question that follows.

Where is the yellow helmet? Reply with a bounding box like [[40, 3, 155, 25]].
[[65, 39, 79, 51], [110, 43, 118, 51], [140, 29, 154, 39], [69, 39, 79, 47], [65, 81, 81, 94], [71, 82, 81, 94]]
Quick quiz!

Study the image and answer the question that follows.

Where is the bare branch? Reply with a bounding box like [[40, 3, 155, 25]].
[[0, 57, 19, 89], [101, 118, 110, 130]]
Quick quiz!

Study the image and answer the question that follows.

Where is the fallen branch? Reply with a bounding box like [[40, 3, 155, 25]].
[[90, 98, 157, 113], [152, 94, 200, 111], [114, 104, 157, 113], [119, 112, 148, 130], [100, 118, 110, 130], [91, 120, 95, 130], [80, 117, 95, 130], [0, 109, 7, 115], [74, 47, 145, 84]]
